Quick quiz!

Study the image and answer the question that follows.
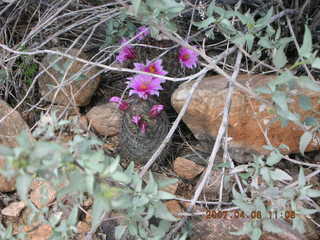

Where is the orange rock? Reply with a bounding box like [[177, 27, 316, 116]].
[[38, 48, 101, 106], [165, 200, 183, 218], [0, 100, 34, 147], [30, 180, 56, 208], [77, 221, 91, 234], [0, 155, 16, 192], [172, 74, 320, 156], [173, 157, 204, 179], [27, 224, 52, 240], [86, 103, 122, 137], [1, 201, 26, 217]]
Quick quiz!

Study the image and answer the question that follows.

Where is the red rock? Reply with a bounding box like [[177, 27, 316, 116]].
[[173, 157, 204, 179], [172, 74, 320, 157]]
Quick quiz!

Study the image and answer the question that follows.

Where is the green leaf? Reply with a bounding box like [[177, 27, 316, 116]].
[[299, 95, 312, 111], [298, 167, 306, 188], [245, 34, 254, 52], [144, 172, 158, 194], [297, 207, 318, 215], [256, 8, 273, 27], [193, 17, 215, 29], [251, 227, 262, 240], [260, 167, 271, 185], [112, 172, 131, 184], [270, 169, 292, 182], [207, 1, 215, 16], [155, 202, 177, 221], [258, 37, 273, 49], [262, 219, 283, 233], [91, 195, 110, 231], [266, 151, 282, 166], [115, 225, 127, 240], [312, 57, 320, 69], [305, 188, 320, 198], [131, 0, 141, 15], [67, 205, 78, 226], [299, 131, 313, 155], [273, 46, 287, 68], [297, 76, 320, 91], [272, 91, 288, 112], [299, 25, 312, 59], [16, 174, 32, 201], [157, 191, 176, 200]]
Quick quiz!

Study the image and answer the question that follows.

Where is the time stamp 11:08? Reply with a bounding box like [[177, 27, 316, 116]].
[[205, 210, 296, 220]]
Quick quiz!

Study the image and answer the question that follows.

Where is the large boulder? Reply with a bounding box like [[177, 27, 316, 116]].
[[38, 48, 101, 106], [171, 74, 320, 158]]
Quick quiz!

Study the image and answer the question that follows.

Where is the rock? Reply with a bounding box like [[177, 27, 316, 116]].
[[27, 224, 52, 240], [0, 155, 16, 192], [0, 100, 33, 147], [30, 180, 56, 208], [86, 103, 122, 137], [38, 48, 101, 106], [190, 217, 313, 240], [172, 74, 320, 158], [165, 200, 183, 218], [173, 157, 204, 179], [1, 201, 26, 217], [77, 221, 91, 234]]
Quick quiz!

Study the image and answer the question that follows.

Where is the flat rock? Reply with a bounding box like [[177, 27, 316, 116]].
[[86, 103, 122, 137], [30, 180, 56, 208], [172, 74, 320, 158], [27, 224, 52, 240], [0, 100, 33, 147], [1, 201, 26, 217], [173, 157, 204, 179], [38, 48, 101, 106]]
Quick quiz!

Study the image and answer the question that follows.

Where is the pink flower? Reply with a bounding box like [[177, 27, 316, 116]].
[[149, 104, 164, 118], [178, 46, 199, 69], [136, 26, 150, 41], [109, 96, 129, 110], [139, 121, 147, 134], [134, 59, 168, 83], [132, 115, 141, 125], [131, 115, 147, 133], [116, 38, 135, 63], [127, 75, 163, 100]]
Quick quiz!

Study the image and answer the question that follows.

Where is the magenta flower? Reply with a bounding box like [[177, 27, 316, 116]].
[[139, 121, 147, 134], [149, 104, 164, 118], [132, 115, 141, 125], [127, 75, 163, 100], [136, 26, 150, 41], [178, 46, 199, 69], [131, 115, 147, 133], [134, 59, 168, 83], [109, 96, 129, 110], [116, 38, 135, 63]]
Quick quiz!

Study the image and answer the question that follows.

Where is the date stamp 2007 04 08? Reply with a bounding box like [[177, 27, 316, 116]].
[[205, 209, 296, 220]]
